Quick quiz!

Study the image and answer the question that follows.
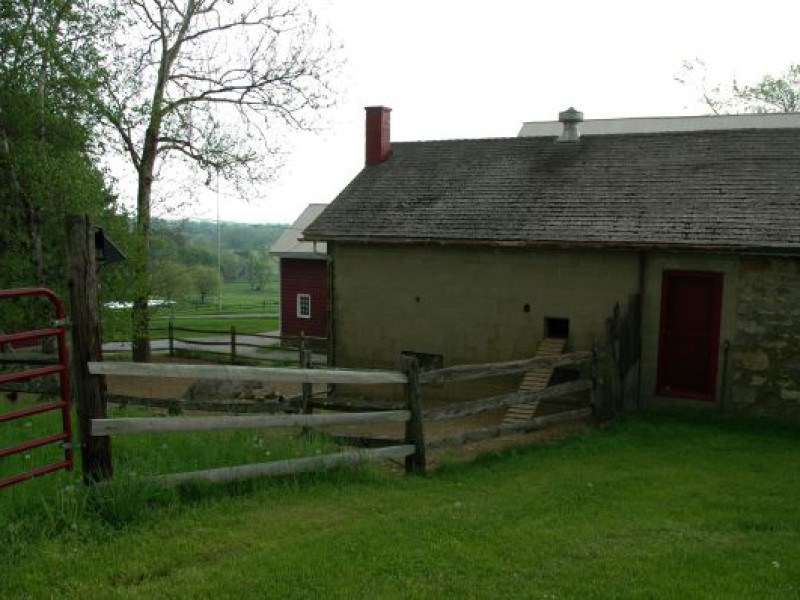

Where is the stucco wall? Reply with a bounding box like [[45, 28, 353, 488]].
[[732, 256, 800, 418], [330, 243, 640, 372], [639, 253, 739, 408], [328, 244, 800, 415]]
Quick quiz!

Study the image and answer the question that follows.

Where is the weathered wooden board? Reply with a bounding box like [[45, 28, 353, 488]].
[[106, 394, 301, 414], [92, 410, 410, 436], [423, 379, 592, 421], [427, 408, 592, 449], [309, 397, 404, 413], [88, 361, 407, 385], [419, 351, 592, 385], [153, 445, 416, 486]]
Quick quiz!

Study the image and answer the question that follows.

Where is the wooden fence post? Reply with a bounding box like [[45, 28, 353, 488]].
[[66, 214, 112, 483], [301, 356, 313, 417], [230, 325, 237, 364], [590, 339, 600, 420], [168, 320, 174, 357], [402, 355, 426, 474]]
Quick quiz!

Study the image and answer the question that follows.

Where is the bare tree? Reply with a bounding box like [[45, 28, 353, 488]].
[[677, 58, 800, 115], [99, 0, 338, 361]]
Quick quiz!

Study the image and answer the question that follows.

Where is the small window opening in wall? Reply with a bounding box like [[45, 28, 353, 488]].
[[545, 317, 569, 339], [296, 294, 311, 319]]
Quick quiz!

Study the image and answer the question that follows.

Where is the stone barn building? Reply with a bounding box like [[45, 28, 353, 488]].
[[303, 106, 800, 417]]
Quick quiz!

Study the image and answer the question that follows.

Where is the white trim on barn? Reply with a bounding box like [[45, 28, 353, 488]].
[[296, 293, 311, 319]]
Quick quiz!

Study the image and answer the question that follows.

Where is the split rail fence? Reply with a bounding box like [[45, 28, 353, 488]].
[[418, 350, 596, 449], [81, 346, 601, 486], [143, 323, 327, 366], [86, 359, 425, 484]]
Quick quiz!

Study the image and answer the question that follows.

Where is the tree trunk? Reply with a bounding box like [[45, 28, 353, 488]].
[[25, 204, 45, 286], [131, 152, 155, 363]]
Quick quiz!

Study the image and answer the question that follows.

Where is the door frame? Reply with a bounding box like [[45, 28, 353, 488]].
[[656, 270, 723, 401]]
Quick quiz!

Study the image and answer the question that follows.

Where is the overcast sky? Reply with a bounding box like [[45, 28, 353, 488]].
[[141, 0, 800, 225]]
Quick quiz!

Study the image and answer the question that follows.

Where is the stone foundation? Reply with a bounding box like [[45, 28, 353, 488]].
[[733, 257, 800, 418]]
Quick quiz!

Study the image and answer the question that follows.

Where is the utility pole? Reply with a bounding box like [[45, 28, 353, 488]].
[[216, 176, 222, 312]]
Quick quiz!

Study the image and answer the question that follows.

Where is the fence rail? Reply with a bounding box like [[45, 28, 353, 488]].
[[107, 393, 301, 415], [92, 410, 411, 436], [83, 359, 424, 484], [426, 408, 592, 449], [88, 361, 407, 385], [155, 445, 415, 486], [152, 322, 328, 364], [423, 380, 592, 421], [418, 351, 593, 385]]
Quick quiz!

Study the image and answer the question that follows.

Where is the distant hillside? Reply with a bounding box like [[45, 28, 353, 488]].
[[153, 219, 288, 262], [153, 219, 287, 254], [149, 219, 288, 283]]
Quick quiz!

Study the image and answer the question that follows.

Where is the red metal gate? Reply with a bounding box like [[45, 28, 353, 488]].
[[0, 288, 73, 488]]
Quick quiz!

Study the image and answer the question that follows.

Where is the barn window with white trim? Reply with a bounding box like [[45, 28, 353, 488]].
[[297, 294, 311, 319]]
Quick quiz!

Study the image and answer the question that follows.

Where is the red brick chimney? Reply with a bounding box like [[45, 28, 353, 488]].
[[365, 106, 391, 165]]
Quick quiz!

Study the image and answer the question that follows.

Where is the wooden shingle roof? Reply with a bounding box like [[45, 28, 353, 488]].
[[303, 129, 800, 251]]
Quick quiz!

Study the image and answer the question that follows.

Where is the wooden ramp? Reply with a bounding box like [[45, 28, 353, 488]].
[[501, 338, 566, 426]]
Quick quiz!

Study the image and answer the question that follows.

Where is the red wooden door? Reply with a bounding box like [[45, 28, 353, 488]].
[[656, 271, 723, 401]]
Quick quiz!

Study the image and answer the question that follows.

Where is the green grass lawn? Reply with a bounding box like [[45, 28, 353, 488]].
[[3, 411, 800, 598], [150, 315, 278, 336], [102, 281, 280, 342], [174, 281, 279, 316]]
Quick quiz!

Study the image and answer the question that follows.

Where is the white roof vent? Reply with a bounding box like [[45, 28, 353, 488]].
[[558, 107, 584, 142]]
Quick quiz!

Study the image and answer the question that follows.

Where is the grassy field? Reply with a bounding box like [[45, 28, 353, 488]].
[[102, 281, 280, 342], [150, 315, 279, 336], [3, 409, 800, 598], [174, 281, 279, 316]]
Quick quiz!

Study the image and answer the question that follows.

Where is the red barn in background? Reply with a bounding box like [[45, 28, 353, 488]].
[[269, 204, 328, 339]]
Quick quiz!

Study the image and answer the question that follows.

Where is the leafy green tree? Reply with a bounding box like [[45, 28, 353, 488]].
[[191, 265, 221, 304], [677, 59, 800, 114], [151, 260, 193, 305], [220, 250, 245, 282], [246, 251, 276, 291], [0, 0, 112, 290], [95, 0, 339, 362]]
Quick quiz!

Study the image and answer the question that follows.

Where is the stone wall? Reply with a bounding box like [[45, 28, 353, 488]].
[[733, 257, 800, 418]]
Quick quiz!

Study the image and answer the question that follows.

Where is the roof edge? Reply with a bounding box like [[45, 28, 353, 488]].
[[272, 251, 328, 260], [304, 234, 800, 255]]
